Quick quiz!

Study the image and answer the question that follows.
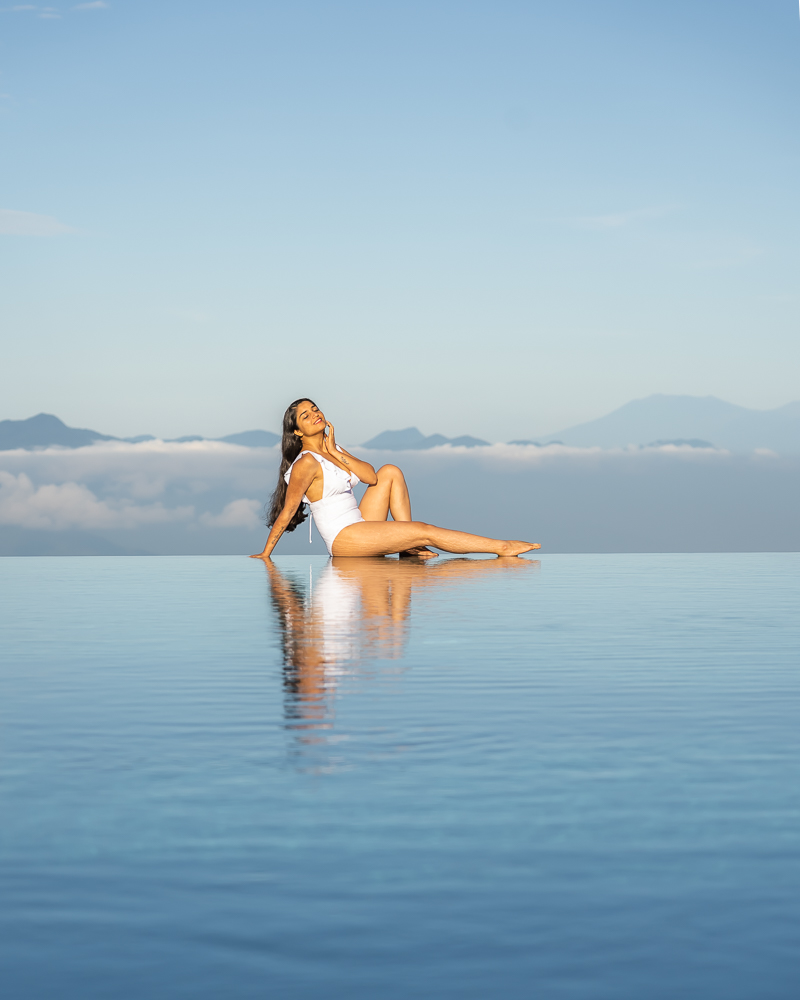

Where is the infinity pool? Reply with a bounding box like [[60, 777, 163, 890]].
[[1, 554, 799, 998]]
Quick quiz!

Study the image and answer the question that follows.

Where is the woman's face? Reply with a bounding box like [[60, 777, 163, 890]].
[[294, 400, 325, 438]]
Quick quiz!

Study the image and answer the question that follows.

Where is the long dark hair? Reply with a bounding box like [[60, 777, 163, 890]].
[[265, 398, 318, 531]]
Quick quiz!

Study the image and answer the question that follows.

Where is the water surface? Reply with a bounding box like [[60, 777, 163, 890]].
[[1, 554, 799, 998]]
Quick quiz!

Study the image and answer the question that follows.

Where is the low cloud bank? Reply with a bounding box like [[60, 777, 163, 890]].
[[0, 440, 798, 554], [391, 444, 800, 553], [0, 471, 193, 530], [0, 440, 274, 555]]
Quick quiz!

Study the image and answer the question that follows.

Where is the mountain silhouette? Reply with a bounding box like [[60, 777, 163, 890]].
[[0, 414, 280, 451], [217, 430, 281, 447], [5, 397, 800, 453], [362, 427, 489, 450], [0, 413, 115, 450], [541, 395, 800, 452]]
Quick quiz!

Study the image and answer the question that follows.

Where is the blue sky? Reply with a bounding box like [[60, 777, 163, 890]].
[[2, 0, 799, 442]]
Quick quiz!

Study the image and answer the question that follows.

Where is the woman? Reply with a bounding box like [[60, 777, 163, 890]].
[[250, 398, 540, 560]]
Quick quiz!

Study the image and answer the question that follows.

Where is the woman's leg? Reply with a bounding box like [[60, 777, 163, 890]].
[[359, 464, 412, 522], [359, 464, 437, 558], [332, 519, 540, 558]]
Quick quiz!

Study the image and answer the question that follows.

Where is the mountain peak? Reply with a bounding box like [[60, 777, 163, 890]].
[[0, 413, 114, 450], [362, 427, 489, 450], [540, 394, 800, 451], [0, 414, 282, 451]]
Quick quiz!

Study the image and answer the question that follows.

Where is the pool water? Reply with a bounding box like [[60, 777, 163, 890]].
[[1, 553, 799, 998]]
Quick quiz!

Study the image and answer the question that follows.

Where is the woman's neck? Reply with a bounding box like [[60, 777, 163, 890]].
[[299, 432, 326, 454]]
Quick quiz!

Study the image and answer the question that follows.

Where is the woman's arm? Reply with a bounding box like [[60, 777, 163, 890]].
[[250, 457, 319, 560], [263, 559, 302, 615], [322, 422, 378, 485]]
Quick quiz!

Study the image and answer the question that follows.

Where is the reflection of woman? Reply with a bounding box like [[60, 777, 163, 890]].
[[251, 398, 540, 560], [265, 560, 338, 730], [264, 556, 537, 730]]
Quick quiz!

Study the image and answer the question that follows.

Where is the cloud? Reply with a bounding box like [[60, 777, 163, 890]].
[[0, 471, 194, 530], [200, 498, 263, 528], [0, 438, 275, 489], [0, 4, 61, 14], [360, 440, 726, 462], [2, 439, 799, 553], [0, 208, 75, 236], [1, 2, 108, 12], [0, 440, 276, 534]]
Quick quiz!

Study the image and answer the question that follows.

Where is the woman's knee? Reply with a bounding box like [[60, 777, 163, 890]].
[[378, 463, 404, 481]]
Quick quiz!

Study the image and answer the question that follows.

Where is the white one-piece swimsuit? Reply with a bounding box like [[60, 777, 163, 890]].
[[284, 448, 364, 555]]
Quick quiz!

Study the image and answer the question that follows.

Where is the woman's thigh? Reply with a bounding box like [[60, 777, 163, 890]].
[[331, 520, 429, 557], [358, 465, 401, 522], [358, 481, 390, 522]]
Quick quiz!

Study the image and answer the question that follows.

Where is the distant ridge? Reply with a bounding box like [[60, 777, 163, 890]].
[[0, 414, 115, 450], [6, 396, 800, 454], [508, 439, 564, 447], [218, 430, 281, 447], [0, 414, 280, 451], [362, 427, 490, 450], [540, 395, 800, 453]]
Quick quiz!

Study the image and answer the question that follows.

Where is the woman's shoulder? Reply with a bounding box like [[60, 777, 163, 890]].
[[285, 451, 322, 482], [292, 452, 323, 472]]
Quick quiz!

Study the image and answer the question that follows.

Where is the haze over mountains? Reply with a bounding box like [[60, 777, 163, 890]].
[[0, 414, 280, 451], [2, 395, 800, 453], [0, 415, 490, 452], [542, 395, 800, 452], [361, 428, 490, 450]]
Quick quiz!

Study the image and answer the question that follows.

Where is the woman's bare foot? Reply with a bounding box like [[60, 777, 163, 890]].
[[498, 541, 541, 557], [400, 546, 439, 559]]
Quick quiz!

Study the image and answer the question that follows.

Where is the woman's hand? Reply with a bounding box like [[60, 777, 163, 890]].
[[319, 424, 378, 485], [322, 421, 338, 456]]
